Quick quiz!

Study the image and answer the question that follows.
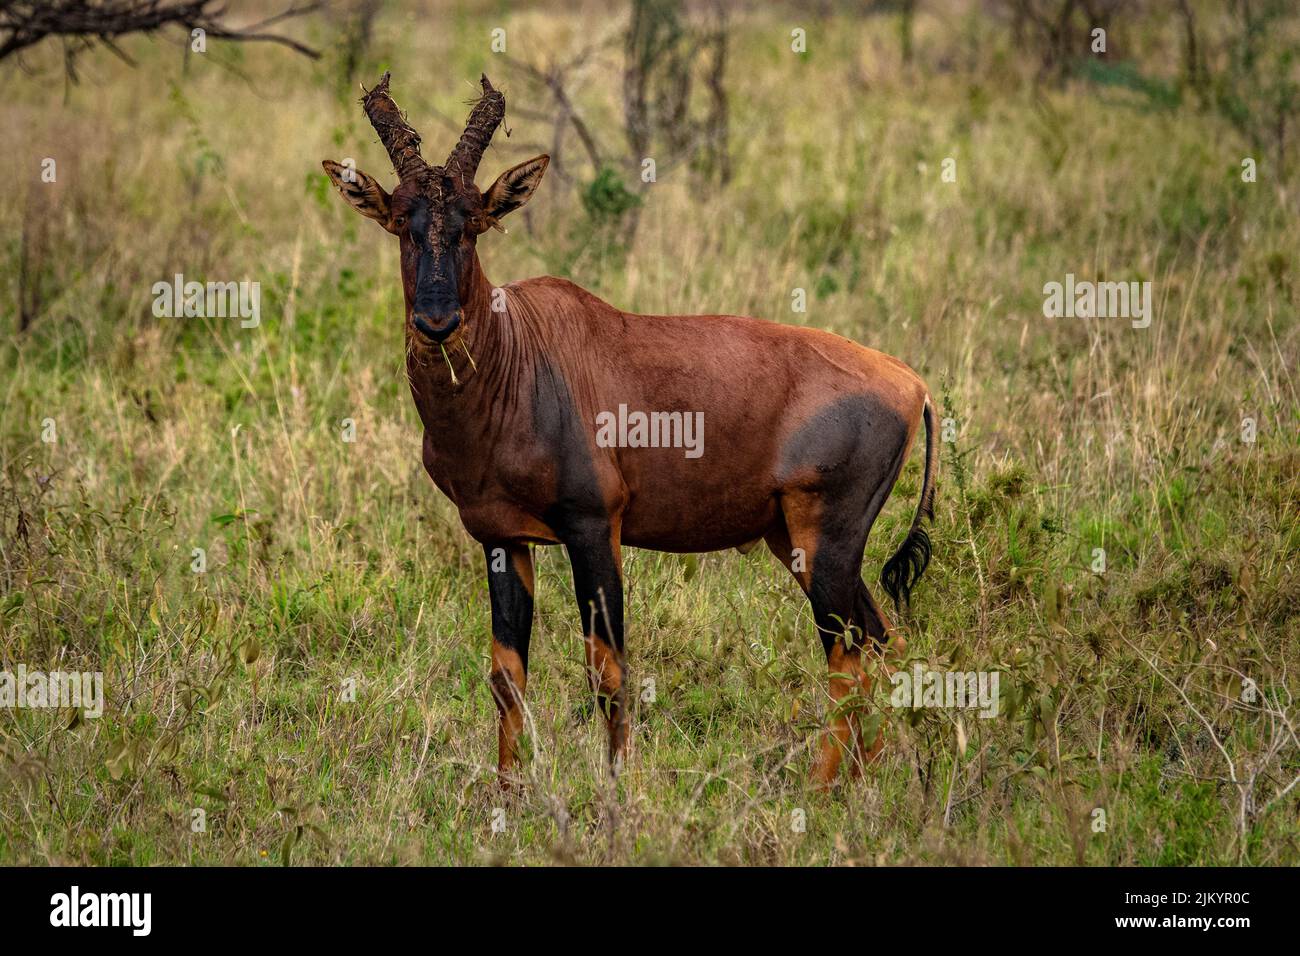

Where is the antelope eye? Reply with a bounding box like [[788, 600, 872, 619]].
[[394, 215, 407, 227]]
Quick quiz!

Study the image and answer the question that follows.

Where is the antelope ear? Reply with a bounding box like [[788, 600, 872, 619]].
[[322, 160, 396, 233], [481, 155, 549, 227]]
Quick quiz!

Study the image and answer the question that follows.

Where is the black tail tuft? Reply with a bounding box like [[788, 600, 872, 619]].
[[881, 525, 932, 612], [881, 395, 937, 614]]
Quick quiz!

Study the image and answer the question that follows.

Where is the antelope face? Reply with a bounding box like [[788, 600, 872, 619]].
[[393, 169, 476, 342], [322, 74, 548, 345]]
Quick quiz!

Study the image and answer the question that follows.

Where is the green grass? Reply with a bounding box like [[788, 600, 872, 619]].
[[0, 1, 1297, 865]]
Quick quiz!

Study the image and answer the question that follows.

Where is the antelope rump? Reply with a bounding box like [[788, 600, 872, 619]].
[[322, 73, 937, 787]]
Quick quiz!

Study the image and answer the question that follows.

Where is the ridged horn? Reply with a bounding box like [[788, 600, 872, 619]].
[[362, 72, 427, 182], [445, 74, 506, 184]]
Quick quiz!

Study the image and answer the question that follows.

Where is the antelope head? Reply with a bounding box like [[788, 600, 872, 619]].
[[322, 73, 548, 344]]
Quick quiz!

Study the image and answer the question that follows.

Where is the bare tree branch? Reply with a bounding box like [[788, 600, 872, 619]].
[[0, 1, 321, 78]]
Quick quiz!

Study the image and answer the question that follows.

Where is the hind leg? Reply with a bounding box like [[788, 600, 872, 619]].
[[852, 568, 925, 769], [766, 393, 924, 785], [848, 580, 901, 773], [765, 494, 874, 786], [811, 566, 872, 785]]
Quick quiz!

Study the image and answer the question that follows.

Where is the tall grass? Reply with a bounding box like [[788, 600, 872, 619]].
[[0, 1, 1296, 865]]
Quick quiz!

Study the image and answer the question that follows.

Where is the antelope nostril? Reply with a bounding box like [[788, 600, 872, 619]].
[[412, 311, 461, 343]]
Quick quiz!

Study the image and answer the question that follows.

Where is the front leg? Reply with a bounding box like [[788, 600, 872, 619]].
[[485, 542, 534, 787], [565, 521, 628, 774]]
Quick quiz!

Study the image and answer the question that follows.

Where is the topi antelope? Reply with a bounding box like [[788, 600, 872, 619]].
[[322, 74, 936, 787]]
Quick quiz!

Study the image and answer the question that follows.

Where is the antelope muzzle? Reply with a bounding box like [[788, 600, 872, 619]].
[[410, 246, 463, 343], [411, 300, 462, 343]]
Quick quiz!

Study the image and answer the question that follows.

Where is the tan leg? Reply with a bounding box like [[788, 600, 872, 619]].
[[585, 631, 627, 771], [813, 639, 864, 786], [567, 522, 628, 773], [849, 581, 905, 774], [490, 642, 527, 784], [485, 543, 533, 789]]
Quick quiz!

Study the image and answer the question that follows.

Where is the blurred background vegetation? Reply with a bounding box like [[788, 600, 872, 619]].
[[0, 0, 1297, 865]]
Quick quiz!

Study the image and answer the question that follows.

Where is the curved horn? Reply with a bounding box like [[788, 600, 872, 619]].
[[445, 74, 506, 184], [362, 72, 427, 181]]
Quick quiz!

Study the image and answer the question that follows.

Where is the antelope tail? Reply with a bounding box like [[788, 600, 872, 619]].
[[880, 395, 937, 612]]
